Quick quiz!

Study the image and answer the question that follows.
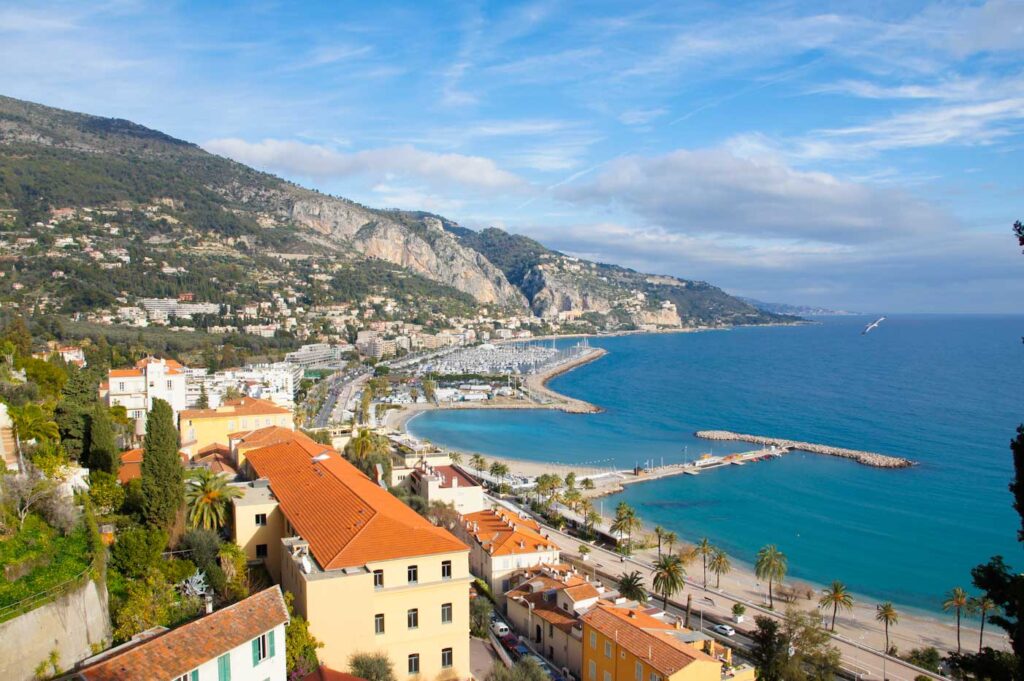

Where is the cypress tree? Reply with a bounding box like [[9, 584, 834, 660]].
[[197, 384, 209, 409], [88, 407, 119, 475], [141, 399, 183, 528]]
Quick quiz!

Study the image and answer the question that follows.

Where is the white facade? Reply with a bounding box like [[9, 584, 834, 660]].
[[190, 362, 303, 408], [105, 358, 189, 425], [180, 622, 287, 681], [285, 343, 344, 369]]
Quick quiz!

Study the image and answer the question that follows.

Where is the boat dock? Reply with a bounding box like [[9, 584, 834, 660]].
[[694, 430, 915, 468]]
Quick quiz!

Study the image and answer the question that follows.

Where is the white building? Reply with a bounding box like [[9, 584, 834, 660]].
[[192, 362, 303, 408], [64, 586, 288, 681], [103, 357, 189, 425], [284, 343, 344, 369]]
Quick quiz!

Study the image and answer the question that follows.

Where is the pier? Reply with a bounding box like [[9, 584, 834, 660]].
[[694, 430, 915, 468]]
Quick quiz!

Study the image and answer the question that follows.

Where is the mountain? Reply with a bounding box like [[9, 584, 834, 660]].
[[0, 95, 791, 331], [739, 297, 857, 316]]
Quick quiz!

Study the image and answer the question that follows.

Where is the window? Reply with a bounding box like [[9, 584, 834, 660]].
[[588, 661, 596, 681], [408, 654, 420, 675], [373, 570, 384, 589], [635, 662, 643, 681], [650, 674, 662, 681], [590, 631, 597, 648], [604, 641, 612, 658], [441, 648, 453, 669], [604, 673, 612, 681], [407, 608, 419, 629], [549, 623, 554, 637], [251, 631, 275, 664], [407, 565, 418, 584], [172, 672, 198, 681], [256, 544, 268, 558], [375, 613, 385, 635], [217, 653, 231, 681], [441, 560, 452, 579], [118, 381, 125, 391], [255, 513, 267, 526], [441, 602, 452, 624], [167, 379, 173, 389]]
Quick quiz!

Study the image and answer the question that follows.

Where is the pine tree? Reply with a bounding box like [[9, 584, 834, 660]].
[[141, 399, 183, 528], [88, 407, 119, 475], [197, 384, 209, 409]]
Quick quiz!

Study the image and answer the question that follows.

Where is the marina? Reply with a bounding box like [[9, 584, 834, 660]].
[[694, 430, 916, 468]]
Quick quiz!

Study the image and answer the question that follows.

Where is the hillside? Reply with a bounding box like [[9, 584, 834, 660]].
[[0, 95, 791, 332]]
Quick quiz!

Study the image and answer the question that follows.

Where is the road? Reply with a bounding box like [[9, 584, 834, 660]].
[[488, 495, 941, 681], [312, 370, 369, 429]]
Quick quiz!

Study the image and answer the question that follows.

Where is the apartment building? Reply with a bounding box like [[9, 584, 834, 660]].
[[285, 343, 344, 369], [454, 508, 560, 602], [65, 586, 288, 681], [102, 357, 188, 426], [581, 604, 729, 681], [406, 463, 485, 514], [178, 397, 294, 458], [232, 434, 471, 680]]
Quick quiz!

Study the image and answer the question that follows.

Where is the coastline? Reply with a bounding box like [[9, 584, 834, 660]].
[[384, 346, 607, 431]]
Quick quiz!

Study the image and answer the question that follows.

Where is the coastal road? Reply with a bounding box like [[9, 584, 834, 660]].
[[313, 370, 369, 428], [488, 495, 943, 681]]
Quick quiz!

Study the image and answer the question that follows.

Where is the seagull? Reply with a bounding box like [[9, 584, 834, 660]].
[[862, 316, 886, 335]]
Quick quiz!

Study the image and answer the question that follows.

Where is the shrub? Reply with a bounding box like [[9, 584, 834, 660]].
[[471, 596, 493, 637], [88, 471, 125, 516], [349, 652, 395, 681], [110, 526, 167, 579], [732, 603, 746, 616], [179, 528, 221, 573]]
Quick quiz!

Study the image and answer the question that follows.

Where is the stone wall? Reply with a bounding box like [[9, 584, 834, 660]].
[[0, 578, 110, 681]]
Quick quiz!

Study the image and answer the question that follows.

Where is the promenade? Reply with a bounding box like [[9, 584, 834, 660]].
[[489, 493, 963, 681]]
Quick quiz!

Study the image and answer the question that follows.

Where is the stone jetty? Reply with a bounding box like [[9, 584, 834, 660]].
[[694, 430, 915, 468]]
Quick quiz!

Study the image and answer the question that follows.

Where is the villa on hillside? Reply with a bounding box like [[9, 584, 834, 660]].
[[61, 586, 288, 681], [231, 430, 472, 680], [100, 357, 189, 428], [178, 397, 294, 458]]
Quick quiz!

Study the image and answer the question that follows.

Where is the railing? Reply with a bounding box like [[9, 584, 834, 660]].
[[0, 567, 92, 624]]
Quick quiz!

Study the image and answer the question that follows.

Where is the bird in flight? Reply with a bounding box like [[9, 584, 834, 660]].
[[862, 316, 886, 335]]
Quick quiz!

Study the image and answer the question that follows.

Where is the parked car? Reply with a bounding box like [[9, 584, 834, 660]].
[[491, 621, 511, 637], [513, 643, 531, 660], [499, 633, 519, 655], [712, 624, 736, 637]]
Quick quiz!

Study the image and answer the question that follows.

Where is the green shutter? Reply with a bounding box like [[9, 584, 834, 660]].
[[252, 637, 260, 666], [191, 670, 198, 681], [269, 630, 276, 658], [218, 653, 231, 681]]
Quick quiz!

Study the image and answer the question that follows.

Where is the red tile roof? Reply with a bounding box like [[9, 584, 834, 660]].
[[231, 426, 322, 456], [245, 443, 467, 570], [581, 604, 719, 676], [461, 509, 558, 557], [181, 397, 292, 420], [117, 448, 188, 484], [73, 586, 288, 680]]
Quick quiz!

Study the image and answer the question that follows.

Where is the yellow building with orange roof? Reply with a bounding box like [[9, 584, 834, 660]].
[[581, 603, 748, 681], [455, 508, 561, 601], [231, 432, 471, 680], [179, 397, 294, 458]]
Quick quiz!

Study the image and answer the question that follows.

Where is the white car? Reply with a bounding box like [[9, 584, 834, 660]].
[[491, 621, 510, 637], [712, 624, 736, 637]]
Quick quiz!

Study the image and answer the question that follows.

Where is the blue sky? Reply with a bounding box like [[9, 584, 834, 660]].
[[1, 1, 1023, 312]]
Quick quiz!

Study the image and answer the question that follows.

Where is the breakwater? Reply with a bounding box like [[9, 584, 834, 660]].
[[695, 430, 915, 468]]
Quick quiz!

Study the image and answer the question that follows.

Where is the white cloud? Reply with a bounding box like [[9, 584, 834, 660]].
[[203, 138, 527, 192], [556, 148, 947, 243]]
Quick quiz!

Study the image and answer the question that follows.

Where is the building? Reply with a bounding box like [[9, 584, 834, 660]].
[[504, 564, 607, 678], [232, 434, 471, 679], [64, 586, 288, 681], [455, 508, 561, 600], [179, 397, 294, 458], [117, 447, 190, 484], [102, 357, 189, 426], [581, 604, 729, 681], [0, 402, 18, 471], [407, 463, 485, 514], [285, 343, 344, 369]]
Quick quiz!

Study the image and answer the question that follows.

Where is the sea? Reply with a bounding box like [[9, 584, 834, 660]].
[[408, 315, 1024, 614]]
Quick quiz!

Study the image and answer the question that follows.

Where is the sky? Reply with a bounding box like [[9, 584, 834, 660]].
[[1, 1, 1022, 312]]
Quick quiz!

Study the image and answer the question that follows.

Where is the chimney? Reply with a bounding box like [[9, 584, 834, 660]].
[[452, 476, 458, 488], [204, 590, 213, 615]]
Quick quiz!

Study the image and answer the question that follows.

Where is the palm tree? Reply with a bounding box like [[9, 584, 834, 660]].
[[585, 509, 602, 538], [581, 477, 595, 491], [448, 451, 463, 466], [875, 602, 898, 653], [708, 548, 731, 588], [819, 580, 854, 631], [696, 537, 714, 588], [971, 596, 996, 652], [754, 545, 788, 609], [185, 468, 243, 531], [471, 454, 486, 480], [489, 462, 510, 490], [10, 403, 59, 444], [653, 554, 686, 608], [617, 570, 648, 603], [565, 471, 577, 490], [664, 530, 678, 555], [562, 488, 583, 514], [610, 503, 642, 555], [943, 587, 971, 653], [654, 526, 666, 557]]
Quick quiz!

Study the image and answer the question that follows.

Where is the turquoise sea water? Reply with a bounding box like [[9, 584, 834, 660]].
[[409, 316, 1024, 613]]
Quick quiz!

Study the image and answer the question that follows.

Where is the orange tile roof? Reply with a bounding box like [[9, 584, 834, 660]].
[[192, 451, 239, 476], [461, 509, 558, 556], [73, 586, 288, 680], [231, 426, 325, 457], [506, 572, 594, 633], [410, 464, 479, 489], [582, 604, 719, 676], [108, 369, 143, 378], [117, 449, 144, 484], [245, 443, 467, 570], [181, 397, 292, 420]]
